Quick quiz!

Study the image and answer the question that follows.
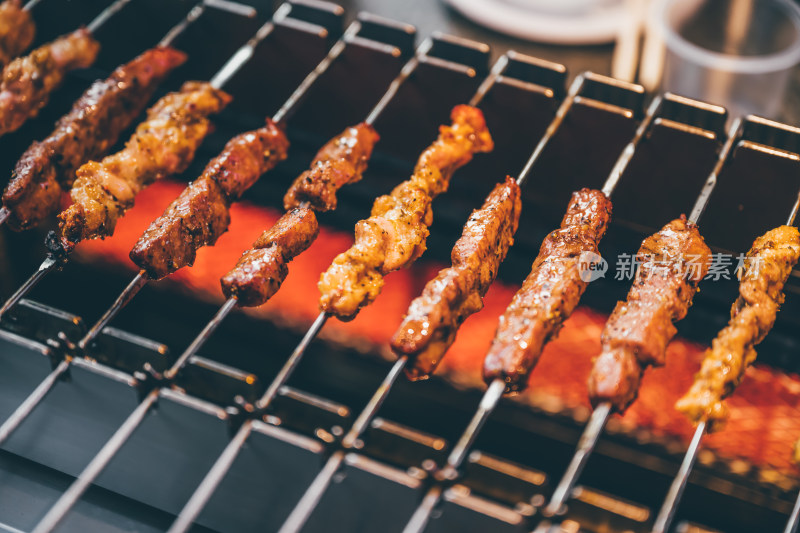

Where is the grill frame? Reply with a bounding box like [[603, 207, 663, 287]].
[[1, 1, 800, 532]]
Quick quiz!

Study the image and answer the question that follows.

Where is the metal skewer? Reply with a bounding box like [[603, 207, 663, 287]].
[[401, 89, 662, 533], [273, 56, 516, 533], [26, 18, 421, 533], [0, 0, 268, 305], [543, 117, 744, 521], [0, 1, 312, 448], [167, 37, 441, 533], [653, 163, 798, 533]]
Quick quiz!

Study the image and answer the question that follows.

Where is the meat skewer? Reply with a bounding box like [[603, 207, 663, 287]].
[[172, 47, 503, 533], [0, 2, 294, 322], [0, 0, 138, 141], [543, 118, 744, 521], [0, 0, 35, 68], [2, 46, 187, 231], [652, 223, 800, 533], [0, 0, 271, 319], [25, 22, 416, 533], [401, 80, 654, 533]]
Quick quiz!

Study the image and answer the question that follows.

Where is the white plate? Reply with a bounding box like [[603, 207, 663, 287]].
[[446, 0, 627, 45]]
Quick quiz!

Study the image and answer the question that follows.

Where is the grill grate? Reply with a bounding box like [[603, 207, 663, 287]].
[[1, 1, 800, 532]]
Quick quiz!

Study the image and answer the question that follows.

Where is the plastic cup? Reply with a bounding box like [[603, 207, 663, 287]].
[[656, 0, 800, 118]]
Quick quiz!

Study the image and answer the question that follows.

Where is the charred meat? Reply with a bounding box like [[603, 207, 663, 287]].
[[392, 177, 522, 380]]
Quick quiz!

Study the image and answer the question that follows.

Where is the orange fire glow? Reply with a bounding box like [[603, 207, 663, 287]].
[[75, 179, 800, 481]]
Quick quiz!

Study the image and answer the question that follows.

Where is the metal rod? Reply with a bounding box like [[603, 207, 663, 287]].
[[651, 420, 706, 533], [543, 402, 613, 517], [364, 38, 432, 126], [784, 488, 800, 533], [515, 74, 585, 188], [601, 95, 661, 198], [86, 0, 133, 34], [165, 297, 238, 378], [77, 270, 149, 352], [400, 378, 506, 533], [167, 420, 254, 533], [159, 1, 205, 47], [277, 356, 409, 533], [209, 2, 291, 89], [467, 54, 508, 108], [272, 21, 361, 124], [0, 359, 69, 446], [22, 0, 44, 11], [0, 256, 58, 321], [31, 390, 159, 533], [0, 206, 9, 227], [688, 117, 742, 225]]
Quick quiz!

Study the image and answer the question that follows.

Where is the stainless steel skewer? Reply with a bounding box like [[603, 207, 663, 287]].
[[401, 91, 662, 533], [27, 28, 430, 533], [542, 117, 744, 521], [167, 38, 469, 533], [653, 177, 800, 533], [0, 0, 277, 308], [0, 1, 320, 450]]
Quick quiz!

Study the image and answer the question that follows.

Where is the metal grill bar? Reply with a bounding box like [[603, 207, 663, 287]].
[[543, 117, 746, 520]]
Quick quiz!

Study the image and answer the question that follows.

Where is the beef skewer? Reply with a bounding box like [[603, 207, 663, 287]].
[[542, 118, 744, 521], [653, 222, 800, 533], [25, 21, 418, 533], [169, 48, 500, 533], [400, 82, 654, 533], [0, 2, 292, 320], [0, 0, 35, 67]]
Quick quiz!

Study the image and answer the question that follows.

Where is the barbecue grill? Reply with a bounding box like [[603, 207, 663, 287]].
[[2, 1, 800, 532]]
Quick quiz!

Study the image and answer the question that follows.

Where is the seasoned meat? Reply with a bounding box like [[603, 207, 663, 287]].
[[58, 81, 231, 251], [284, 122, 379, 211], [0, 0, 34, 67], [130, 119, 289, 279], [482, 189, 612, 393], [318, 105, 494, 320], [0, 28, 99, 136], [391, 177, 522, 380], [588, 216, 712, 412], [676, 225, 800, 430], [3, 47, 186, 230], [221, 207, 319, 307]]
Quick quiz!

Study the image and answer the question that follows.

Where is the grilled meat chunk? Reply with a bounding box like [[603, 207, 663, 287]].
[[130, 119, 289, 279], [588, 216, 712, 412], [0, 0, 34, 67], [392, 177, 522, 380], [482, 189, 612, 392], [221, 207, 319, 306], [284, 122, 379, 211], [3, 47, 186, 230], [0, 28, 99, 136], [58, 81, 231, 251], [676, 225, 800, 430], [318, 105, 494, 320]]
